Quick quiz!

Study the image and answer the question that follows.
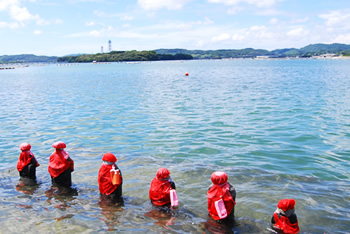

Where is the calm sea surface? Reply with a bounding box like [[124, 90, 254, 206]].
[[0, 59, 349, 233]]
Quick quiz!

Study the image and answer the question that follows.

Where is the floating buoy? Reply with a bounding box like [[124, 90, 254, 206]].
[[185, 72, 189, 76]]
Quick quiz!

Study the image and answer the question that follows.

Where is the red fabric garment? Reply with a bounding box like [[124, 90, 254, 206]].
[[278, 199, 296, 211], [149, 168, 172, 206], [207, 172, 235, 220], [149, 177, 173, 206], [48, 149, 73, 178], [273, 213, 300, 234], [17, 150, 37, 172], [98, 163, 121, 195], [207, 182, 236, 220]]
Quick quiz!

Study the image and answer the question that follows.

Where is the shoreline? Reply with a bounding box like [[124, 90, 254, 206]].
[[1, 56, 350, 68]]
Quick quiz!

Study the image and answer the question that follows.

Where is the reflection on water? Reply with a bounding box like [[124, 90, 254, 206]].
[[45, 185, 78, 203], [202, 217, 236, 234], [16, 178, 40, 195], [145, 206, 177, 230], [98, 198, 124, 231], [45, 185, 79, 224]]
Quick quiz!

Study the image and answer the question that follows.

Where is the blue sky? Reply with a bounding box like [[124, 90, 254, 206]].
[[1, 0, 350, 56]]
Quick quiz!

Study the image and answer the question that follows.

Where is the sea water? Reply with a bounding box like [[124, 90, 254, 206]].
[[0, 59, 349, 233]]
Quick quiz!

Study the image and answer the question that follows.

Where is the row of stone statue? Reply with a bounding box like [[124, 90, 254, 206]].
[[17, 141, 300, 234]]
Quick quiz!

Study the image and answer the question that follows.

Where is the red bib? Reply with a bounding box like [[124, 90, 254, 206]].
[[17, 151, 36, 172], [48, 149, 72, 178], [207, 182, 236, 220], [149, 177, 172, 206], [273, 213, 300, 234], [98, 163, 122, 195]]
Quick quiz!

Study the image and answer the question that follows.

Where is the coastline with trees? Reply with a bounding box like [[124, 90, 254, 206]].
[[57, 50, 193, 63], [1, 43, 350, 64]]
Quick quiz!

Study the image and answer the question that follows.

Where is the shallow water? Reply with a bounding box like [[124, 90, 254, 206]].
[[0, 59, 350, 233]]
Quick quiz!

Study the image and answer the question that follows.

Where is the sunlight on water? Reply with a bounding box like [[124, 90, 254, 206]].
[[0, 59, 350, 233]]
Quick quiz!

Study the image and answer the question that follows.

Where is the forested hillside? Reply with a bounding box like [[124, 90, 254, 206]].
[[2, 43, 350, 64], [57, 50, 193, 63], [156, 43, 350, 59], [0, 54, 57, 63]]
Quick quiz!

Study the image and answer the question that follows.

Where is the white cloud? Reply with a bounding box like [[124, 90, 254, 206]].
[[66, 32, 86, 38], [121, 15, 134, 21], [33, 29, 41, 35], [195, 40, 205, 47], [0, 0, 18, 11], [138, 0, 191, 10], [292, 17, 309, 24], [93, 10, 132, 20], [93, 10, 121, 18], [9, 5, 39, 21], [122, 23, 131, 28], [250, 25, 265, 31], [253, 0, 278, 8], [70, 26, 117, 38], [330, 34, 350, 44], [55, 19, 63, 24], [248, 25, 273, 39], [0, 21, 20, 29], [269, 18, 278, 24], [86, 21, 95, 26], [37, 18, 63, 26], [210, 25, 274, 44], [36, 18, 50, 26], [89, 30, 102, 37], [232, 33, 245, 41], [319, 10, 350, 27], [318, 10, 350, 43], [68, 0, 104, 3], [256, 8, 283, 16], [142, 17, 213, 32], [0, 0, 45, 28], [227, 6, 243, 15], [93, 10, 106, 17], [176, 23, 192, 30], [203, 17, 214, 25], [212, 33, 231, 42], [208, 0, 278, 8], [286, 27, 309, 37]]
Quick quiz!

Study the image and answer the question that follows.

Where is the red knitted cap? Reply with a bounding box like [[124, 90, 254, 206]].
[[211, 171, 228, 185], [52, 141, 66, 149], [102, 153, 117, 163], [20, 142, 31, 151], [277, 199, 296, 211], [156, 168, 170, 179]]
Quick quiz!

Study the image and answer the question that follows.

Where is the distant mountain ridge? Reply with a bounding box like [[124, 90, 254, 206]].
[[155, 43, 350, 59], [0, 54, 57, 63], [1, 43, 350, 63]]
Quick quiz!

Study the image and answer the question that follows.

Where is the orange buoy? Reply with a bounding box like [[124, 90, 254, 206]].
[[185, 72, 189, 76]]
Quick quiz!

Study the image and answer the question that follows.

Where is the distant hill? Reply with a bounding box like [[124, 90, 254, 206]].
[[2, 43, 350, 63], [299, 43, 350, 55], [155, 48, 271, 59], [57, 50, 193, 63], [0, 54, 57, 63], [156, 43, 350, 59]]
